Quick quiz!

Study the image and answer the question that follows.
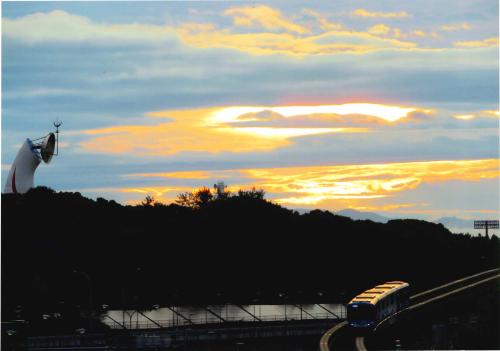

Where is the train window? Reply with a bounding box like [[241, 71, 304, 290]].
[[348, 303, 376, 322]]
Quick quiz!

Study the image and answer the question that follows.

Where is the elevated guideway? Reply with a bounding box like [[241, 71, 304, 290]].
[[319, 268, 500, 351]]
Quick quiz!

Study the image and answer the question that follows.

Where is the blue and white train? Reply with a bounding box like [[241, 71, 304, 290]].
[[347, 281, 410, 328]]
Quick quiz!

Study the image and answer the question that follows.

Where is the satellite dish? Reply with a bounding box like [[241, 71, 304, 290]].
[[41, 133, 56, 163]]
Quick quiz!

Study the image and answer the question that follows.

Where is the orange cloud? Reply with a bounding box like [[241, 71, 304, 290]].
[[81, 103, 423, 156], [453, 114, 475, 120], [454, 37, 499, 48], [249, 159, 499, 206], [453, 110, 500, 120], [301, 9, 344, 31], [302, 10, 422, 43], [440, 23, 472, 31], [368, 24, 391, 36], [224, 5, 309, 34], [482, 110, 500, 117], [352, 9, 410, 18], [174, 6, 418, 56], [366, 24, 427, 39], [82, 106, 374, 156], [82, 118, 289, 155], [176, 23, 417, 56]]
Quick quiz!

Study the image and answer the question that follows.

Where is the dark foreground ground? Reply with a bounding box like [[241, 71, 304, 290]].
[[4, 279, 499, 350], [2, 188, 499, 349]]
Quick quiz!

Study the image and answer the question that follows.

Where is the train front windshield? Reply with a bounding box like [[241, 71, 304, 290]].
[[347, 303, 376, 327]]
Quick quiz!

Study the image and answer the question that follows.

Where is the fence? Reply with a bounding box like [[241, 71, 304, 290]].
[[105, 308, 347, 330]]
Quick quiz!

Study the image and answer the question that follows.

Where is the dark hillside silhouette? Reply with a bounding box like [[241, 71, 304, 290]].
[[2, 186, 498, 332]]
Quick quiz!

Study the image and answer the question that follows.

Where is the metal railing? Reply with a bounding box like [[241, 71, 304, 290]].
[[106, 310, 347, 330]]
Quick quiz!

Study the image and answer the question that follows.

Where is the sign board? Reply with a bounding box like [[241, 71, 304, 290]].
[[474, 220, 499, 229]]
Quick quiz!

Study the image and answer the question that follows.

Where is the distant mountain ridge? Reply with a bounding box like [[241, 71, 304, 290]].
[[336, 209, 391, 223], [293, 208, 486, 234], [434, 216, 474, 232], [335, 210, 480, 234]]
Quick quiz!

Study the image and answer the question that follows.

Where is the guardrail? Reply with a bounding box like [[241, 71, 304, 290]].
[[409, 267, 500, 303]]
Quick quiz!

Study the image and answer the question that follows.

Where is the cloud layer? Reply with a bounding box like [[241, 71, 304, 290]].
[[2, 2, 498, 220], [3, 6, 498, 56]]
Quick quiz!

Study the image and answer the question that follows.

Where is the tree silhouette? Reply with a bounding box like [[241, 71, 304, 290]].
[[176, 186, 266, 208], [140, 195, 155, 206], [176, 187, 213, 208], [237, 187, 265, 200], [195, 187, 213, 207]]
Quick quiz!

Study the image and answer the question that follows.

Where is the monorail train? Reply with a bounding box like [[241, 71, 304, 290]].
[[347, 281, 410, 328]]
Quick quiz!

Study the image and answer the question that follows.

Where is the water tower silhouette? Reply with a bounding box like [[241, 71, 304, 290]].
[[4, 121, 61, 194]]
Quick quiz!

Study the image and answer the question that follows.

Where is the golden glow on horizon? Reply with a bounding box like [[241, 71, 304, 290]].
[[244, 159, 499, 206], [122, 159, 499, 209], [79, 186, 191, 205], [351, 203, 420, 212], [120, 187, 182, 197]]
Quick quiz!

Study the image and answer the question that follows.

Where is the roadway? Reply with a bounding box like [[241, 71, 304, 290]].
[[355, 336, 367, 351]]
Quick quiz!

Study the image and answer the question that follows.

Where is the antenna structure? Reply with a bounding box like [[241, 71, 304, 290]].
[[213, 181, 227, 198], [53, 119, 62, 156]]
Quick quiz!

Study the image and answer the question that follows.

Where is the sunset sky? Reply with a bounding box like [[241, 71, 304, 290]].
[[2, 1, 499, 221]]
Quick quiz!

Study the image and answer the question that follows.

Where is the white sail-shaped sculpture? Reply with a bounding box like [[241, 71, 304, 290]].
[[4, 133, 56, 194]]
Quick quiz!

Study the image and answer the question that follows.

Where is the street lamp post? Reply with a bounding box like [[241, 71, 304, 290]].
[[73, 270, 94, 332]]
